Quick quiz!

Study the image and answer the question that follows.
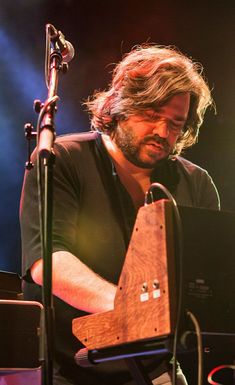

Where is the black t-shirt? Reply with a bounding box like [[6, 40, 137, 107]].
[[20, 131, 220, 384]]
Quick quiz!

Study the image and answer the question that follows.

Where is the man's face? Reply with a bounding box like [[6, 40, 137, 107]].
[[113, 93, 190, 168]]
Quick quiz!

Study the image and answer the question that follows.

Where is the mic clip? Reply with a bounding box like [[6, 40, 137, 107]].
[[47, 24, 75, 63]]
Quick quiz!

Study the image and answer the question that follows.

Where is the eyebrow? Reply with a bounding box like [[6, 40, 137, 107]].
[[172, 115, 187, 123], [145, 110, 187, 123]]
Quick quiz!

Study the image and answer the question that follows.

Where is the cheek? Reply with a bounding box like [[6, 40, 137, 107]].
[[168, 134, 179, 148], [134, 124, 155, 139], [119, 120, 156, 142]]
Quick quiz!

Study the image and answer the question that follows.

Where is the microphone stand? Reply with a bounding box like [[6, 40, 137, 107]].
[[37, 48, 61, 385], [24, 25, 73, 385]]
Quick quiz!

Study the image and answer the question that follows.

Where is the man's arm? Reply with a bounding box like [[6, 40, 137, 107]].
[[31, 250, 117, 314]]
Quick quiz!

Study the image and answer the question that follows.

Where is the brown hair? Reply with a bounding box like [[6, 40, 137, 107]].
[[85, 44, 214, 154]]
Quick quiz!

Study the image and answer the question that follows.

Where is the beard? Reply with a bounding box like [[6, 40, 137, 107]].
[[113, 125, 171, 168]]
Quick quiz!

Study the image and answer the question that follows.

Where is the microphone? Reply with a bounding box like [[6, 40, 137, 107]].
[[47, 24, 75, 63]]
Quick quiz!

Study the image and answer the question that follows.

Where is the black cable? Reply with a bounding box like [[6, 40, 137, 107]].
[[144, 182, 184, 385], [208, 364, 235, 385], [187, 310, 203, 385]]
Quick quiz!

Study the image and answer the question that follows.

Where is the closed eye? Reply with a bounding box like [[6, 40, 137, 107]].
[[134, 112, 186, 133], [170, 120, 185, 132]]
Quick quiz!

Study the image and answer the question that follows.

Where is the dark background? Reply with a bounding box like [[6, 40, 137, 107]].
[[0, 1, 234, 383]]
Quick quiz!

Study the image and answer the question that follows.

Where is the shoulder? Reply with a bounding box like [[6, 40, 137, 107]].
[[174, 156, 208, 176], [174, 156, 220, 210], [54, 131, 100, 158], [55, 131, 99, 146]]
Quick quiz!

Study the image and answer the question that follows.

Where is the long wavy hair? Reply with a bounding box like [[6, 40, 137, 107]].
[[85, 45, 214, 155]]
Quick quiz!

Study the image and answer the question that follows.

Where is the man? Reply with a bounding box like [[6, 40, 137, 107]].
[[20, 45, 220, 385]]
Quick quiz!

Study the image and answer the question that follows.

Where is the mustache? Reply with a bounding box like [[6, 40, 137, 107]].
[[142, 135, 170, 151]]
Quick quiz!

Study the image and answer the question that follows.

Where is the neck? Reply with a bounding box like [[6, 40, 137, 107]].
[[102, 134, 153, 209], [102, 134, 152, 177]]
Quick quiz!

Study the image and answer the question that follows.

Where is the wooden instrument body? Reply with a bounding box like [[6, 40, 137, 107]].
[[72, 200, 177, 350]]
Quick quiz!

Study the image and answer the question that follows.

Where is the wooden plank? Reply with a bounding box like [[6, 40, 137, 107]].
[[72, 200, 176, 349]]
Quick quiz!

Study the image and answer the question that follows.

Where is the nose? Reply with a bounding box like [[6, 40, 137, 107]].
[[152, 119, 169, 138]]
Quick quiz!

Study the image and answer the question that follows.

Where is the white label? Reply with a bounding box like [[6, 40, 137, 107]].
[[140, 292, 149, 302], [153, 289, 161, 299]]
